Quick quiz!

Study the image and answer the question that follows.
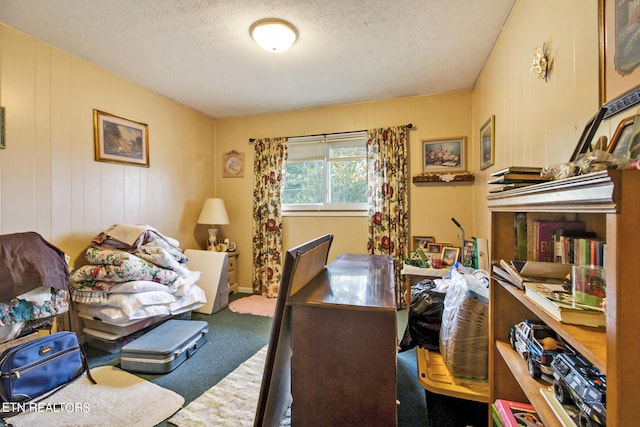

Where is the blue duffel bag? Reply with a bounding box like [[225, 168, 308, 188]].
[[0, 331, 95, 403]]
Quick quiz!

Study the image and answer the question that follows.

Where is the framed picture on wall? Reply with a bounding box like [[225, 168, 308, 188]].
[[480, 115, 495, 170], [599, 0, 640, 105], [422, 137, 466, 172], [93, 109, 149, 167]]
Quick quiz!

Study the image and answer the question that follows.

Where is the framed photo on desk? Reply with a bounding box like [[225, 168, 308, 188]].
[[412, 236, 435, 250]]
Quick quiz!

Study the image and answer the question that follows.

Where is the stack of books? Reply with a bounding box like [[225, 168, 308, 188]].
[[492, 260, 605, 327], [488, 166, 550, 192]]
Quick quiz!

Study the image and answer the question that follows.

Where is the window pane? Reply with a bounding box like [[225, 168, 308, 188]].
[[282, 161, 324, 204], [328, 159, 367, 203]]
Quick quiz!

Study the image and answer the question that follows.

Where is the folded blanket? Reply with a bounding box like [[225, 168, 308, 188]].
[[71, 253, 180, 287], [0, 288, 69, 326], [92, 224, 187, 264]]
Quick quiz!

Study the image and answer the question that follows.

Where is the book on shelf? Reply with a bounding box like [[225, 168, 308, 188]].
[[524, 282, 606, 327], [492, 259, 572, 290], [491, 403, 505, 427], [488, 173, 551, 185], [514, 212, 527, 261], [494, 399, 544, 427], [490, 166, 543, 177], [539, 387, 580, 427], [533, 220, 585, 262], [552, 229, 597, 264]]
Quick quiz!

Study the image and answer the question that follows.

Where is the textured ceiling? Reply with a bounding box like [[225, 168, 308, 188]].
[[0, 0, 515, 119]]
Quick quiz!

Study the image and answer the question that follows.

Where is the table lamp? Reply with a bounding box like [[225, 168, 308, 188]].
[[197, 198, 229, 250]]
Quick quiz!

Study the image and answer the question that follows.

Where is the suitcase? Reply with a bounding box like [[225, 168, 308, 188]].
[[120, 319, 208, 374]]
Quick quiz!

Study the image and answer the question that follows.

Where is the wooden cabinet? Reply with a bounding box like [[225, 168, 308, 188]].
[[287, 254, 397, 426], [487, 170, 640, 426]]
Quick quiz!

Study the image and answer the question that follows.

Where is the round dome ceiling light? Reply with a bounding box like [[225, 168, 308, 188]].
[[250, 18, 298, 53]]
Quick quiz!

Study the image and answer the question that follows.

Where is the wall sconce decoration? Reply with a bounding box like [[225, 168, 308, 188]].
[[531, 44, 549, 81]]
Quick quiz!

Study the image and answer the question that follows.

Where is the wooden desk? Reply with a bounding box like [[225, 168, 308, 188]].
[[287, 253, 397, 426]]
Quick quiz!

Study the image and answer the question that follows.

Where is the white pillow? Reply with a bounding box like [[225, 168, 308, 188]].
[[107, 291, 176, 316], [107, 280, 172, 294]]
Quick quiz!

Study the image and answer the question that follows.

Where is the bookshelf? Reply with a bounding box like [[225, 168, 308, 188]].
[[487, 169, 640, 426]]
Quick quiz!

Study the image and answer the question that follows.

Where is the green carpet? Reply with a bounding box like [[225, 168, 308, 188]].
[[85, 293, 433, 426]]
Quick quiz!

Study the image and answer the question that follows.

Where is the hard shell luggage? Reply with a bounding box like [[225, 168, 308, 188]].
[[120, 319, 208, 374]]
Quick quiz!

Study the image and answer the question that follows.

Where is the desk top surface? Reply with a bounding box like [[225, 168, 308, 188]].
[[287, 253, 396, 310]]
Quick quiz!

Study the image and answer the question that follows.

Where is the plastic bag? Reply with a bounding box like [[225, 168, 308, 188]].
[[398, 279, 446, 352], [439, 268, 489, 379]]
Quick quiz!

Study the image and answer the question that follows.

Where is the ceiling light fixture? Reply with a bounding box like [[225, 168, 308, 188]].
[[250, 18, 298, 53]]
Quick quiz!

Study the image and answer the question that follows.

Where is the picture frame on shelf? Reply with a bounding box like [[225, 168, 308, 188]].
[[599, 0, 640, 105], [626, 113, 640, 159], [569, 107, 607, 162], [412, 236, 435, 251], [441, 246, 460, 267], [93, 109, 149, 167], [426, 242, 443, 254], [480, 116, 495, 170], [607, 115, 635, 156], [422, 137, 466, 173]]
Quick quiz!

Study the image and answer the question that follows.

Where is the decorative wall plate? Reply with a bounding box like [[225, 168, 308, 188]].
[[223, 151, 245, 177]]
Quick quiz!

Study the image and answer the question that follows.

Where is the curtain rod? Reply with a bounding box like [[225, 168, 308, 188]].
[[248, 123, 413, 143]]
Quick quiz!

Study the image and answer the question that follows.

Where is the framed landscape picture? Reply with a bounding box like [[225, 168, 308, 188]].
[[422, 137, 466, 172], [480, 116, 495, 170], [93, 109, 149, 167]]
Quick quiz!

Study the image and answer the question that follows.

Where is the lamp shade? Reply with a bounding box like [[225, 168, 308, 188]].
[[197, 198, 229, 225]]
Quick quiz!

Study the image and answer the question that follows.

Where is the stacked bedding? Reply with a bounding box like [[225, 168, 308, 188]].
[[70, 225, 206, 337]]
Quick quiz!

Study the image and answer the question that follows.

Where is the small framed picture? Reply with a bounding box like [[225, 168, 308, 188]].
[[480, 115, 495, 170], [463, 240, 475, 267], [569, 107, 607, 162], [412, 236, 435, 250], [441, 246, 460, 267], [422, 137, 466, 172], [426, 243, 443, 254], [608, 115, 635, 156], [93, 109, 149, 167]]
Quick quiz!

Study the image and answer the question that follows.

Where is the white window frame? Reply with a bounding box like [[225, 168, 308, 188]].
[[282, 131, 368, 214]]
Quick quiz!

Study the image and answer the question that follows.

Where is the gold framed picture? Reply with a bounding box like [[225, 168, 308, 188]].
[[223, 151, 245, 178], [480, 115, 495, 170], [93, 109, 149, 167]]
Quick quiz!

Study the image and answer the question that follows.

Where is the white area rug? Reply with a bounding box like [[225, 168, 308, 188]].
[[5, 365, 184, 427], [228, 295, 277, 317], [170, 345, 290, 427]]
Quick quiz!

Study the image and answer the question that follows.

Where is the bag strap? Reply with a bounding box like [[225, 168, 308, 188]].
[[79, 343, 97, 385]]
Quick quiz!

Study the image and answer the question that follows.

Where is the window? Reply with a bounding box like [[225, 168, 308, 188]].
[[282, 131, 367, 212]]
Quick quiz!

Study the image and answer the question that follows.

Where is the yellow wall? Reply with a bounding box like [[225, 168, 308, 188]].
[[0, 0, 604, 292], [215, 92, 475, 289], [0, 25, 217, 266], [472, 0, 600, 238]]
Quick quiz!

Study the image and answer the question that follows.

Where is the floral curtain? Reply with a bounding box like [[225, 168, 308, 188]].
[[366, 127, 409, 308], [251, 137, 288, 297]]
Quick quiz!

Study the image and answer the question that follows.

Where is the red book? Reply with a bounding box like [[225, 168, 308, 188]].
[[534, 220, 584, 262], [495, 399, 544, 427]]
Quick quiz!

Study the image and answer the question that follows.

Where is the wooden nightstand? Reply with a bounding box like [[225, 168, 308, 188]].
[[227, 251, 238, 294]]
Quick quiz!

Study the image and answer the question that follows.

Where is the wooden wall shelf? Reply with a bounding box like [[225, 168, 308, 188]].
[[412, 172, 474, 183]]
